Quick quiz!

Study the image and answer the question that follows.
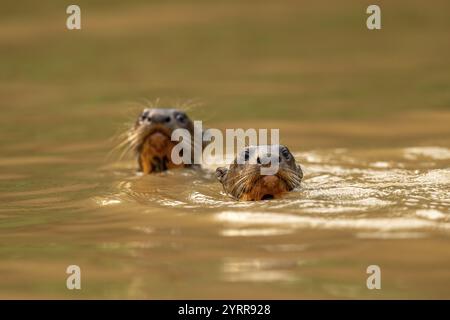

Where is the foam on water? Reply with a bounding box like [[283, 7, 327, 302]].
[[106, 147, 450, 234]]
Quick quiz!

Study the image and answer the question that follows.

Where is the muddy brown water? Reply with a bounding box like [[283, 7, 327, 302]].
[[1, 0, 450, 299], [0, 117, 449, 299]]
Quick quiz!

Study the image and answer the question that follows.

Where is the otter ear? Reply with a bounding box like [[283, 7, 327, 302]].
[[215, 167, 228, 183]]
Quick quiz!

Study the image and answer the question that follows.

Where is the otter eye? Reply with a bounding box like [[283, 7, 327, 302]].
[[244, 150, 250, 161], [175, 113, 187, 123], [281, 148, 291, 159], [140, 111, 150, 121]]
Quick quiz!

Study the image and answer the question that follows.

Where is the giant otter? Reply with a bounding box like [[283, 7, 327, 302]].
[[127, 108, 198, 174], [216, 145, 303, 201]]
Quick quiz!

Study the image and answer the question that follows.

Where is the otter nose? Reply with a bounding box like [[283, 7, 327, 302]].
[[256, 154, 277, 167], [152, 114, 171, 123]]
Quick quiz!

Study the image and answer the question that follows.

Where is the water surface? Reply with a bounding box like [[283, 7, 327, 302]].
[[1, 137, 449, 298], [1, 0, 450, 299]]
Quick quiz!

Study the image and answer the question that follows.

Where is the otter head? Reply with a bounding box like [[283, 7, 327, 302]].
[[131, 108, 195, 173], [216, 145, 303, 201]]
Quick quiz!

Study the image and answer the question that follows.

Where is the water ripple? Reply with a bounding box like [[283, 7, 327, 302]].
[[99, 146, 450, 233]]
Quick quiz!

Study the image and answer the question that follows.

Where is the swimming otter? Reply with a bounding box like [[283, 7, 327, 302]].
[[215, 145, 303, 201], [127, 108, 198, 174]]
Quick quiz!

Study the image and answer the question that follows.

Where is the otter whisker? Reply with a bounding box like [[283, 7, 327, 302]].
[[217, 145, 303, 201], [229, 168, 259, 199], [278, 166, 302, 185], [237, 169, 261, 198], [110, 126, 145, 160]]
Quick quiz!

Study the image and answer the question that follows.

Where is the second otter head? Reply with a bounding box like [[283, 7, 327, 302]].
[[131, 108, 195, 173], [216, 145, 303, 201]]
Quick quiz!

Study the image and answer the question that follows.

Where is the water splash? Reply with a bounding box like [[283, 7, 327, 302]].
[[102, 146, 450, 234]]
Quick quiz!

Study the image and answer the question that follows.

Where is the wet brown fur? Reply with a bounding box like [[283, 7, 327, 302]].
[[216, 145, 303, 201]]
